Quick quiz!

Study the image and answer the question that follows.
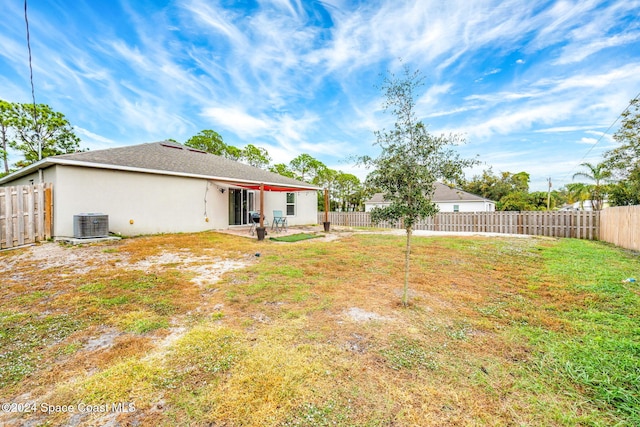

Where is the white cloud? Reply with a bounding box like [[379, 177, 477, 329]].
[[74, 127, 117, 146], [424, 106, 482, 119], [183, 1, 248, 48], [465, 91, 539, 103], [201, 107, 270, 137], [555, 32, 640, 65], [579, 137, 598, 145], [458, 99, 583, 140], [585, 130, 614, 140], [535, 126, 599, 133], [1, 0, 638, 193]]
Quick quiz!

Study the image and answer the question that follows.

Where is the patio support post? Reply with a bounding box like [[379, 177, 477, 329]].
[[323, 188, 331, 232], [260, 183, 265, 228], [257, 182, 266, 241]]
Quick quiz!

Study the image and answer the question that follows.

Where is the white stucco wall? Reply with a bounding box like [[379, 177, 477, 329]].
[[51, 166, 226, 236], [0, 167, 58, 187], [265, 190, 317, 226], [365, 200, 495, 213], [364, 202, 389, 213], [3, 165, 319, 237], [437, 201, 496, 212]]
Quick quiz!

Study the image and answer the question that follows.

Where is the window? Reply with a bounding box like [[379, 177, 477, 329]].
[[453, 204, 460, 212], [286, 192, 296, 216]]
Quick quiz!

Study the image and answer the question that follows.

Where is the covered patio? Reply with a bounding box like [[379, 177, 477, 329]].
[[219, 223, 328, 240], [213, 180, 320, 240]]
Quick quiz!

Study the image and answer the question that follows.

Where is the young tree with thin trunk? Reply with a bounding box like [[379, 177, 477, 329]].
[[359, 65, 478, 306]]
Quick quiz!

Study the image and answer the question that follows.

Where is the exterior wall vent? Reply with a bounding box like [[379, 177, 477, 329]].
[[73, 213, 109, 238]]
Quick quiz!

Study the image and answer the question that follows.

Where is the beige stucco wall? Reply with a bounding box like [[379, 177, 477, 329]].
[[3, 165, 318, 237], [0, 167, 58, 187], [261, 190, 318, 226], [51, 166, 226, 236]]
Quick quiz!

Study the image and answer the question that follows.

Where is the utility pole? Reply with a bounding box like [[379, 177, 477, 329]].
[[546, 177, 552, 211]]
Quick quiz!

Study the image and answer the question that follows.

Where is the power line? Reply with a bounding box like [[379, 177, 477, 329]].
[[24, 0, 40, 161], [563, 90, 640, 183]]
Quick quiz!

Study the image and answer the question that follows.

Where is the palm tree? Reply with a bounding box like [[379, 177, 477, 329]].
[[572, 162, 612, 211], [566, 182, 590, 209]]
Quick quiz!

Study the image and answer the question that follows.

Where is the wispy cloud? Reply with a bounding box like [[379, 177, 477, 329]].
[[535, 126, 601, 133], [555, 32, 640, 65], [579, 137, 598, 145], [0, 0, 638, 191]]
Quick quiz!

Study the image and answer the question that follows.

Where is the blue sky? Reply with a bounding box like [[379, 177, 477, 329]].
[[1, 0, 639, 191]]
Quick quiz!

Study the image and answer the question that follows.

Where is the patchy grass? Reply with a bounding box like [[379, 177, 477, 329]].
[[0, 231, 638, 426], [269, 233, 323, 242]]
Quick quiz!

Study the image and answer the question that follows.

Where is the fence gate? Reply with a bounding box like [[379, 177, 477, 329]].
[[0, 183, 53, 249]]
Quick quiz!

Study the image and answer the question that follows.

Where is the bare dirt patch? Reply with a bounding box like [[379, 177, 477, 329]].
[[344, 307, 393, 322], [0, 242, 123, 276]]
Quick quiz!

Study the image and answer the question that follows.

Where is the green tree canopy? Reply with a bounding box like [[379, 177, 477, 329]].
[[462, 168, 530, 203], [498, 191, 535, 211], [185, 129, 226, 155], [571, 162, 612, 211], [566, 182, 591, 209], [242, 144, 271, 169], [269, 163, 295, 178], [5, 101, 82, 169], [0, 100, 14, 174], [606, 97, 640, 176], [289, 153, 326, 183], [224, 145, 242, 161], [604, 97, 640, 206], [334, 172, 362, 212], [359, 66, 478, 306], [608, 168, 640, 206]]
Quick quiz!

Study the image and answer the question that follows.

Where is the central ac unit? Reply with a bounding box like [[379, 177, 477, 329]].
[[73, 213, 109, 238]]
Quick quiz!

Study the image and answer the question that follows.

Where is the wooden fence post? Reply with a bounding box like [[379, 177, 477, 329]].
[[44, 184, 53, 239], [5, 186, 14, 248], [317, 210, 602, 241]]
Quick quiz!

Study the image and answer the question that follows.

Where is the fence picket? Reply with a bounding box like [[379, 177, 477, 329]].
[[4, 187, 13, 248], [599, 206, 640, 251], [320, 210, 602, 240], [0, 183, 52, 249]]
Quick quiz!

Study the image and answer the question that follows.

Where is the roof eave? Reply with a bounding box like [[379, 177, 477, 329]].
[[0, 158, 54, 185], [1, 158, 319, 190]]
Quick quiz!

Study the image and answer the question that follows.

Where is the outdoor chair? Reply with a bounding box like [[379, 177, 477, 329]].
[[271, 210, 288, 232]]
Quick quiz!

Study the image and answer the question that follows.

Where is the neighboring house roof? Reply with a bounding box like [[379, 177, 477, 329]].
[[558, 199, 608, 211], [365, 182, 495, 204], [0, 141, 318, 190]]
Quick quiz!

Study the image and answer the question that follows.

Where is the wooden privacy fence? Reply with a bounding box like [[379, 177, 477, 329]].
[[600, 206, 640, 251], [319, 210, 600, 239], [0, 183, 53, 249]]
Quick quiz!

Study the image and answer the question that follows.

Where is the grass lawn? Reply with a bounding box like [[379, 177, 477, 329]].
[[0, 231, 638, 426], [269, 233, 324, 242]]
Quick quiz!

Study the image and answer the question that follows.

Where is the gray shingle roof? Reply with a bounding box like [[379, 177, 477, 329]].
[[51, 141, 317, 189], [366, 182, 493, 203]]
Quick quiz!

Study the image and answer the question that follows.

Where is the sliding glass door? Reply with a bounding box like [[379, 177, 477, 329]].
[[228, 189, 255, 225]]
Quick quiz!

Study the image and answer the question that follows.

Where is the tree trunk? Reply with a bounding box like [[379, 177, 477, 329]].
[[1, 127, 8, 173], [403, 226, 412, 306]]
